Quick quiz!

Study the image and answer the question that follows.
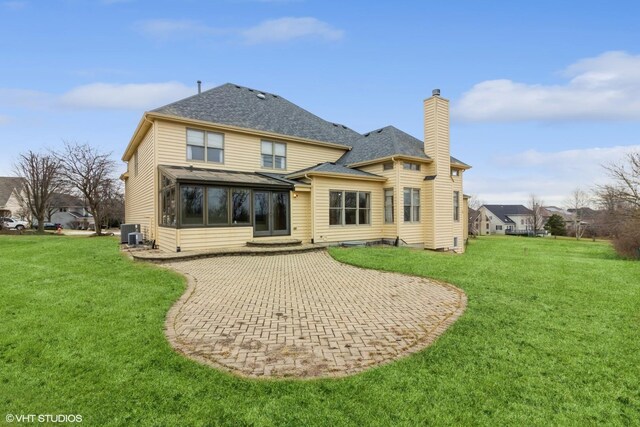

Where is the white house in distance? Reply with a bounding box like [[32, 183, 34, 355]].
[[0, 177, 27, 219], [478, 204, 533, 235]]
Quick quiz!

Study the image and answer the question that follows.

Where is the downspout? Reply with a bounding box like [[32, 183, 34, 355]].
[[393, 157, 401, 246], [306, 174, 315, 244]]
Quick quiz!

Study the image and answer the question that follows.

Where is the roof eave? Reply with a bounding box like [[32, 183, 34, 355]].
[[146, 112, 353, 152], [451, 161, 472, 170], [287, 171, 387, 182], [122, 113, 153, 162], [346, 155, 433, 168]]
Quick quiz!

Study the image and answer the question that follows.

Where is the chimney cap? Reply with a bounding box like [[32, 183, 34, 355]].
[[432, 88, 441, 97]]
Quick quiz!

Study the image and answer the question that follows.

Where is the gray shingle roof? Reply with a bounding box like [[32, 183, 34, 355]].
[[337, 126, 430, 165], [0, 177, 25, 207], [450, 155, 471, 167], [482, 205, 533, 224], [159, 165, 294, 189], [152, 83, 361, 148], [151, 83, 470, 168], [287, 162, 383, 178]]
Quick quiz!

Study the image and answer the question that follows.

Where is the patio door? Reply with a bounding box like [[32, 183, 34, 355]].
[[253, 191, 290, 237]]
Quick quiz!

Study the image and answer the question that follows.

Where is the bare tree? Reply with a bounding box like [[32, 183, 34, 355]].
[[599, 151, 640, 259], [527, 194, 544, 235], [56, 142, 117, 236], [13, 151, 62, 232], [565, 188, 591, 240], [603, 151, 640, 208]]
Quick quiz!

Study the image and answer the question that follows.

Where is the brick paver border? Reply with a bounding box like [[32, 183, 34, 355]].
[[163, 251, 466, 379]]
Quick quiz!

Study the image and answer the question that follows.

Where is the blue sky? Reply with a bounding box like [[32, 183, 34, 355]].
[[1, 0, 639, 205]]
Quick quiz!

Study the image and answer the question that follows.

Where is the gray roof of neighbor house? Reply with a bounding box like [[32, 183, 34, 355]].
[[286, 162, 383, 178], [50, 192, 84, 208], [0, 177, 25, 207], [152, 83, 361, 148], [482, 204, 533, 224]]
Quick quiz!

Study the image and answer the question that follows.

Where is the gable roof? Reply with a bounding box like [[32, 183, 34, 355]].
[[482, 204, 533, 224], [0, 177, 25, 207], [337, 126, 430, 165], [125, 82, 471, 169], [152, 83, 361, 148], [286, 162, 384, 180]]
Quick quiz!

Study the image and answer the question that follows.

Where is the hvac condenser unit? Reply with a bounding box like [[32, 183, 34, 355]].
[[120, 224, 140, 244], [128, 232, 143, 246]]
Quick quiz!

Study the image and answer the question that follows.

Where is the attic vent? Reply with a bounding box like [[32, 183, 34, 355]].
[[342, 125, 347, 129], [256, 93, 266, 99], [377, 129, 383, 133], [332, 123, 338, 127], [234, 85, 241, 89], [272, 94, 278, 98], [248, 88, 254, 92], [364, 133, 370, 137]]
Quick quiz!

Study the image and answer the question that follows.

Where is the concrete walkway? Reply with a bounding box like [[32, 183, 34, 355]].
[[164, 250, 466, 378]]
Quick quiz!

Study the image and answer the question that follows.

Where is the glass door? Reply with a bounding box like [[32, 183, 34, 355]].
[[253, 191, 290, 237]]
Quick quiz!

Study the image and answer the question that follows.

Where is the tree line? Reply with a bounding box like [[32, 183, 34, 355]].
[[5, 142, 123, 235]]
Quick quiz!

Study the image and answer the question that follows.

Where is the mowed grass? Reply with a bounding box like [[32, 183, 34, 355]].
[[0, 235, 639, 426]]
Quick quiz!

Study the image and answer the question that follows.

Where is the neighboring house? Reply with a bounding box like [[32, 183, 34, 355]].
[[121, 83, 471, 252], [0, 177, 27, 220], [478, 204, 533, 235], [468, 206, 481, 236], [48, 193, 95, 229]]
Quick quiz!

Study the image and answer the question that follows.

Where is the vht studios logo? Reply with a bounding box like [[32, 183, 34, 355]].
[[6, 413, 83, 423]]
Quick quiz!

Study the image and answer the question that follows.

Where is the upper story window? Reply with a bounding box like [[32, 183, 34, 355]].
[[453, 191, 460, 221], [261, 141, 286, 169], [383, 162, 394, 170], [403, 162, 421, 171], [451, 168, 460, 176], [186, 129, 224, 163]]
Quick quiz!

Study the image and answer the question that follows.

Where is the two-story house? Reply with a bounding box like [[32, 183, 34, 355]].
[[478, 204, 533, 235], [121, 83, 470, 252], [0, 177, 27, 220]]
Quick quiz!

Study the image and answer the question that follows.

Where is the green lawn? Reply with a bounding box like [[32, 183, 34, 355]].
[[1, 235, 638, 426]]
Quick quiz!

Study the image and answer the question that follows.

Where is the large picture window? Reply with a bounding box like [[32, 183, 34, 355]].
[[329, 190, 370, 226], [261, 141, 286, 169], [186, 129, 224, 163], [181, 186, 204, 225], [207, 187, 228, 225], [232, 188, 251, 224], [403, 188, 420, 222], [384, 188, 394, 224]]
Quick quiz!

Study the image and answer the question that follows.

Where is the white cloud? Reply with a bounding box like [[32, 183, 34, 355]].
[[136, 17, 344, 45], [242, 17, 343, 44], [136, 19, 228, 41], [453, 51, 640, 122], [58, 82, 195, 110], [467, 145, 640, 205]]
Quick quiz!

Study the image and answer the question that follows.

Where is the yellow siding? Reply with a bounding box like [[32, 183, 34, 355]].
[[291, 191, 311, 242], [177, 227, 253, 251], [155, 119, 346, 173], [398, 168, 427, 245], [157, 226, 176, 252], [358, 163, 398, 239], [311, 176, 384, 243], [125, 126, 156, 241]]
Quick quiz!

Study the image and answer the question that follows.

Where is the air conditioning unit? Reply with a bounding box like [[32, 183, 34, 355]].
[[128, 232, 143, 246], [120, 224, 140, 243]]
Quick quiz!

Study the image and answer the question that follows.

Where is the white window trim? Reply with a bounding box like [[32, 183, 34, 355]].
[[329, 190, 371, 226], [186, 128, 225, 164]]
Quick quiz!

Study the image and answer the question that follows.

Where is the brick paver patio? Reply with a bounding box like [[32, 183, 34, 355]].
[[164, 251, 466, 378]]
